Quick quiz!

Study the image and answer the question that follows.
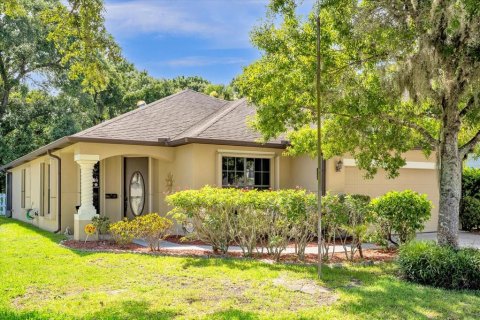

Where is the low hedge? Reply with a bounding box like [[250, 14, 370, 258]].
[[398, 241, 480, 290]]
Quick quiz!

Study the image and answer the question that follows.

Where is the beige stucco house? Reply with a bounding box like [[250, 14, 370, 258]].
[[1, 90, 439, 240]]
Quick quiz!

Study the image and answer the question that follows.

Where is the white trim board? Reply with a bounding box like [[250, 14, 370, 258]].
[[343, 158, 436, 170]]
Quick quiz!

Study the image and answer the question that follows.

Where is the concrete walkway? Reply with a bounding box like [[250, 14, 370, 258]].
[[133, 239, 377, 254], [134, 231, 480, 252], [415, 231, 480, 249]]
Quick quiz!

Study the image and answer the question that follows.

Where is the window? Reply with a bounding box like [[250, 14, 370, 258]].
[[21, 169, 26, 208], [92, 162, 100, 213], [222, 157, 271, 190], [40, 163, 50, 216]]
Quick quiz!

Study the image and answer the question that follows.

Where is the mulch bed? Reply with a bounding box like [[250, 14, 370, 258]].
[[61, 239, 397, 264]]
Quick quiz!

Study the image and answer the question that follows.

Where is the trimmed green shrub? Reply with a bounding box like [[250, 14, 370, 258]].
[[167, 186, 238, 254], [371, 190, 432, 246], [460, 196, 480, 231], [91, 216, 110, 240], [399, 241, 480, 290], [109, 219, 135, 247], [461, 168, 480, 231], [131, 213, 173, 251]]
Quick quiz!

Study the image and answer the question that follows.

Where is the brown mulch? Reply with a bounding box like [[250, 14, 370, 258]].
[[165, 235, 346, 248], [61, 239, 397, 264]]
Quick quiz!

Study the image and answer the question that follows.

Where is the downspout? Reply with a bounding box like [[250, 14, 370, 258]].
[[47, 150, 62, 233]]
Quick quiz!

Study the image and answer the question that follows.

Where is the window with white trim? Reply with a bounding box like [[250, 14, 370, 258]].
[[221, 157, 270, 190], [21, 169, 26, 209]]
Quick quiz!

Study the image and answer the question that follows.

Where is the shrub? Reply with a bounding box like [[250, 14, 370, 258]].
[[371, 190, 432, 246], [167, 186, 237, 254], [461, 168, 480, 231], [109, 219, 135, 247], [131, 213, 173, 251], [460, 196, 480, 231], [91, 216, 110, 240], [233, 189, 269, 257], [398, 241, 480, 290], [340, 195, 373, 260]]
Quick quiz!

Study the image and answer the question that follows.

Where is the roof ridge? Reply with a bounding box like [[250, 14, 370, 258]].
[[184, 88, 229, 103], [174, 98, 247, 140], [73, 89, 191, 137]]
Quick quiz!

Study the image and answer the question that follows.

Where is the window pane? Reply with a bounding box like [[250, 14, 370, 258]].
[[228, 172, 235, 185], [234, 172, 245, 185], [254, 158, 262, 171], [235, 158, 244, 171], [254, 172, 261, 186], [224, 157, 235, 171], [222, 172, 228, 186], [246, 158, 255, 171], [262, 159, 270, 172], [262, 173, 270, 186]]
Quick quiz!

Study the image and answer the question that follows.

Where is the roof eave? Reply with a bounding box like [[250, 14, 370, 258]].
[[164, 137, 288, 149]]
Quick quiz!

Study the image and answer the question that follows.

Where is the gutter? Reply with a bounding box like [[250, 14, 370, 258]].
[[47, 150, 62, 234]]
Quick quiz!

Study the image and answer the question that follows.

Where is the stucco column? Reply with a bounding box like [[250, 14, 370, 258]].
[[74, 154, 99, 241]]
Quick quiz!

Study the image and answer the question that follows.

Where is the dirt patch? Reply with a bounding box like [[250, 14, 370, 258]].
[[273, 275, 338, 306]]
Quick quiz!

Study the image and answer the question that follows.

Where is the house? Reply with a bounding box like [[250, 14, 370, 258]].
[[1, 90, 440, 240]]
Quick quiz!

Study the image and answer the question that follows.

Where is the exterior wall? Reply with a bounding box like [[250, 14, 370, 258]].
[[7, 142, 440, 235], [10, 155, 60, 232], [290, 150, 439, 232]]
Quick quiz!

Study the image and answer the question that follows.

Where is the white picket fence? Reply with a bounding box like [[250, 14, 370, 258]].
[[0, 194, 6, 216]]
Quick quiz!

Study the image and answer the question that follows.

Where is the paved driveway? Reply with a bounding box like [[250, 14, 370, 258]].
[[416, 231, 480, 249]]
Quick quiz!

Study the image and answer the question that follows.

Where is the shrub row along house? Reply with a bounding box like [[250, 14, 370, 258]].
[[1, 90, 439, 240]]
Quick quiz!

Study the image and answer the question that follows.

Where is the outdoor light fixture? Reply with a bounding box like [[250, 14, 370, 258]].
[[335, 159, 343, 172]]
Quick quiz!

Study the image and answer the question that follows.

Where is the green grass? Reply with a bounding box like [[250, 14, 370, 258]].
[[0, 217, 479, 320]]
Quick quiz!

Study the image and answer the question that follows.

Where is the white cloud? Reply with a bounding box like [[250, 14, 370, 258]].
[[104, 0, 269, 48]]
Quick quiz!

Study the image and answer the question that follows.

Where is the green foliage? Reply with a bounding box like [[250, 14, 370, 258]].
[[130, 213, 173, 251], [321, 193, 372, 261], [109, 219, 135, 247], [461, 168, 480, 231], [398, 241, 480, 290], [371, 190, 432, 246], [168, 187, 379, 261], [91, 215, 110, 240], [460, 196, 480, 231]]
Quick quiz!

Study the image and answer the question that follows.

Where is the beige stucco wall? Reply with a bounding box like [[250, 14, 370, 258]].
[[8, 142, 440, 235], [289, 150, 439, 232]]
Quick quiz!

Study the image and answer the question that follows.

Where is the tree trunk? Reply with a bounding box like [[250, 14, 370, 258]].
[[437, 120, 461, 247]]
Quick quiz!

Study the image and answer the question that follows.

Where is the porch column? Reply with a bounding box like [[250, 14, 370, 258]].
[[74, 154, 99, 241]]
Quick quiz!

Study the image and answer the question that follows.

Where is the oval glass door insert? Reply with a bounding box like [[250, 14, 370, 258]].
[[129, 171, 145, 216]]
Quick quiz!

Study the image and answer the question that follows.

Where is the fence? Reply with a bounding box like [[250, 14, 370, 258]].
[[0, 193, 6, 216]]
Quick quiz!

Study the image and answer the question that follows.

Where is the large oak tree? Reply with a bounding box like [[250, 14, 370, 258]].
[[237, 0, 480, 247]]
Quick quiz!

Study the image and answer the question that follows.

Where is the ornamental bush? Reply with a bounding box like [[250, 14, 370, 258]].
[[167, 186, 237, 254], [131, 213, 173, 251], [460, 196, 480, 231], [91, 216, 110, 240], [461, 168, 480, 231], [371, 190, 432, 246], [398, 241, 480, 290], [109, 219, 135, 247]]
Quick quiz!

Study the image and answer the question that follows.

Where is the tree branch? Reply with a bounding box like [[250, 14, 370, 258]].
[[460, 130, 480, 159], [459, 95, 478, 118], [383, 115, 439, 147]]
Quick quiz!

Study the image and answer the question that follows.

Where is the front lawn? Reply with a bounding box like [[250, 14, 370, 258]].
[[0, 217, 479, 320]]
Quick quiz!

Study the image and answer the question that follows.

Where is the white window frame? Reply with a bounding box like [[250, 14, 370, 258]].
[[216, 149, 280, 190]]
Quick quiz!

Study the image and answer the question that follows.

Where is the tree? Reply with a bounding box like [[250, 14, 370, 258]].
[[236, 0, 480, 247], [0, 0, 118, 119]]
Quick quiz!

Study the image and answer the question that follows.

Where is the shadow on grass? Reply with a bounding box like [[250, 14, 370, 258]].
[[0, 217, 65, 244]]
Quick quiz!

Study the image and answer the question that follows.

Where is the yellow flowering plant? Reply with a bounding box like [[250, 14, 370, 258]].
[[84, 223, 96, 244]]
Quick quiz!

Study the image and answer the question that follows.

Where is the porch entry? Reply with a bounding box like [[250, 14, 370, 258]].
[[124, 157, 149, 219]]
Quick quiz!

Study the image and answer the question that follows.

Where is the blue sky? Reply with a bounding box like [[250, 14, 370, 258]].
[[104, 0, 314, 84]]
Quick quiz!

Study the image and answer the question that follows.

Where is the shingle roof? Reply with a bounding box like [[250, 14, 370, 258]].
[[73, 89, 228, 142], [73, 89, 285, 146], [1, 90, 286, 170]]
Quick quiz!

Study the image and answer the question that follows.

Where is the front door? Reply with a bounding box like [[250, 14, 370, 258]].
[[124, 157, 148, 219]]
